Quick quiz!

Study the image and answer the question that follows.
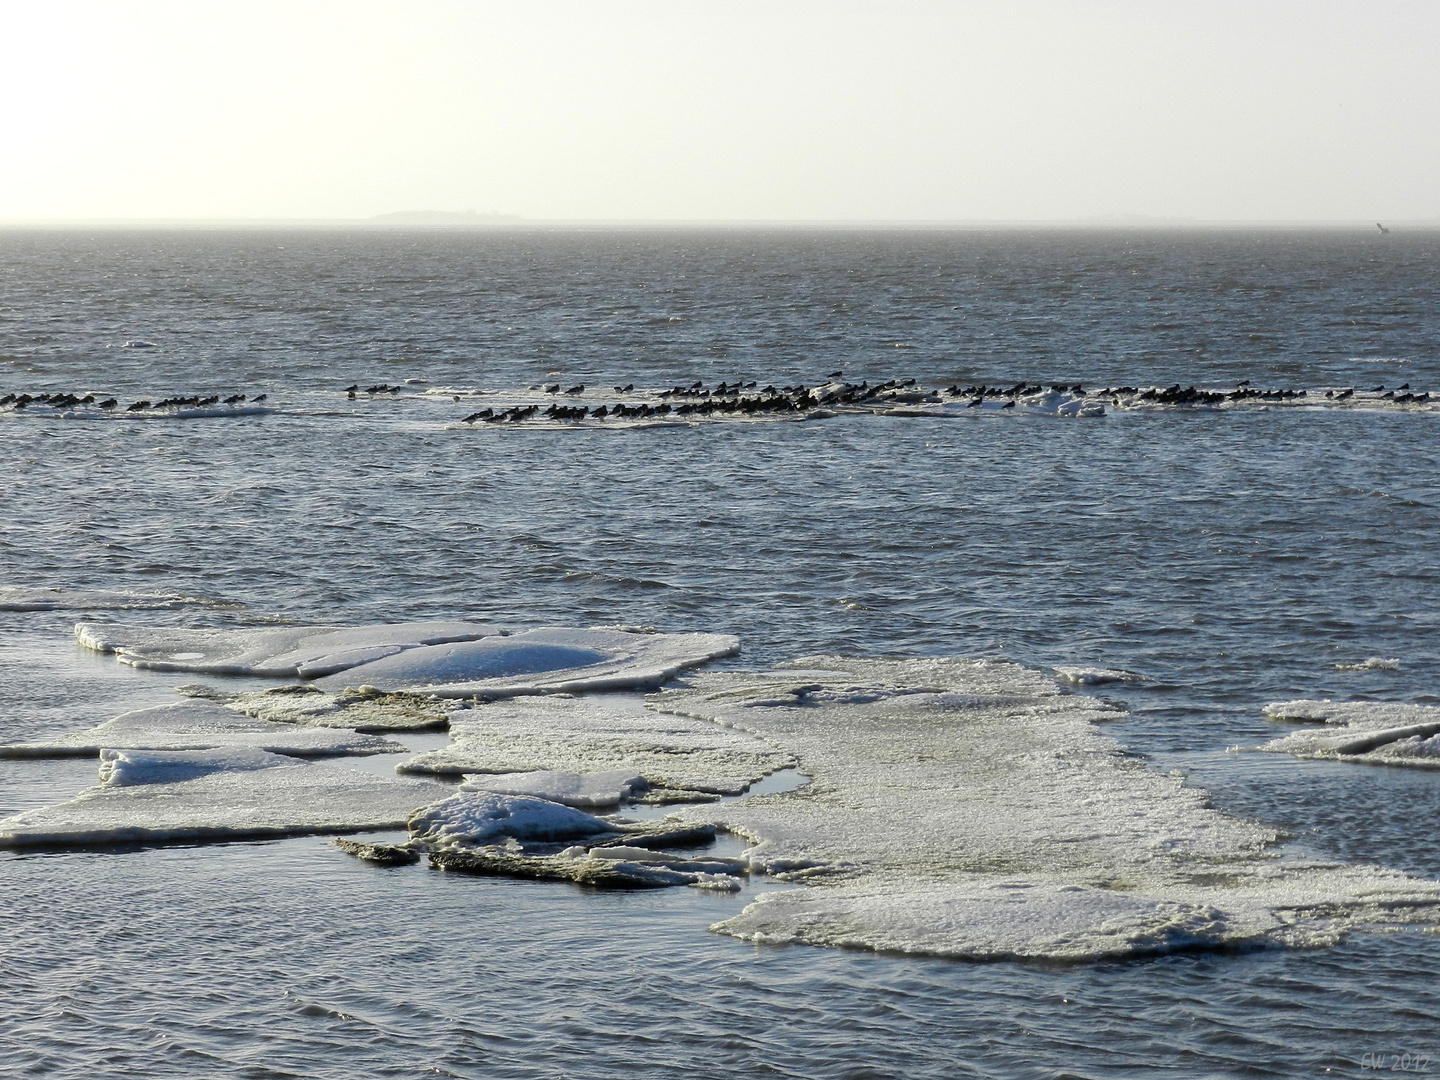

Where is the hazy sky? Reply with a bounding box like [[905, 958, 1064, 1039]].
[[2, 0, 1437, 221]]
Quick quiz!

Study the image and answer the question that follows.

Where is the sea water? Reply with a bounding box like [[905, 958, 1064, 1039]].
[[1, 228, 1439, 1077]]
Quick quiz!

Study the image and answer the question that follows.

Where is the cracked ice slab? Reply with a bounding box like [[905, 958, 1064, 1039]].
[[400, 693, 792, 795], [74, 620, 504, 678], [0, 749, 448, 847], [0, 700, 405, 758], [644, 658, 1440, 960], [1261, 699, 1440, 766]]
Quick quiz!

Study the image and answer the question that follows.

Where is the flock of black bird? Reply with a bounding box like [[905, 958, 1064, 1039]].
[[0, 392, 264, 412], [2, 377, 1433, 423]]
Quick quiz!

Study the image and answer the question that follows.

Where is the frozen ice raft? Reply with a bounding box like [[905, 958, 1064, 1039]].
[[310, 627, 739, 698], [77, 621, 737, 697], [642, 658, 1440, 960], [1261, 699, 1440, 767], [0, 750, 448, 847], [76, 620, 503, 677], [400, 693, 793, 796], [0, 700, 405, 758]]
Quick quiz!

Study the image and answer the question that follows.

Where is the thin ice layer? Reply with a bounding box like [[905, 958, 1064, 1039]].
[[408, 791, 620, 847], [312, 627, 739, 698], [0, 700, 404, 758], [646, 659, 1440, 960], [75, 620, 503, 677], [400, 693, 792, 794], [1261, 699, 1440, 766], [0, 754, 448, 847], [459, 769, 648, 807]]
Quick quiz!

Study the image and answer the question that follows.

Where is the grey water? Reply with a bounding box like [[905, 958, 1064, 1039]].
[[2, 228, 1439, 1078]]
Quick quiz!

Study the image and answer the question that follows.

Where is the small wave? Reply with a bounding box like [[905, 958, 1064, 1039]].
[[0, 586, 237, 612]]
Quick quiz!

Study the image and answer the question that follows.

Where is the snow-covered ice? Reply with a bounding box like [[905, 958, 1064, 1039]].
[[0, 752, 448, 847], [400, 693, 792, 795], [459, 769, 649, 807], [97, 746, 287, 786], [1261, 699, 1440, 766], [0, 699, 405, 758], [642, 658, 1440, 959], [407, 791, 620, 847], [311, 627, 739, 697], [76, 621, 736, 696], [75, 620, 503, 677]]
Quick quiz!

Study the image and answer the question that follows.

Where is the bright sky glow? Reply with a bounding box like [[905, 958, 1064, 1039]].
[[0, 0, 1436, 221]]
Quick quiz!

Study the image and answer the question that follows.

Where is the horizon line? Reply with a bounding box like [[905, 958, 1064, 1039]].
[[0, 216, 1436, 232]]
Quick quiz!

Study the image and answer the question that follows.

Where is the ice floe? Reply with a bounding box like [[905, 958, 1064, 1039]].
[[0, 700, 405, 758], [0, 751, 447, 847], [639, 658, 1440, 959], [459, 769, 649, 808], [1261, 699, 1440, 767], [76, 620, 503, 677], [0, 586, 232, 611], [400, 693, 793, 796], [77, 621, 736, 697], [311, 627, 739, 697]]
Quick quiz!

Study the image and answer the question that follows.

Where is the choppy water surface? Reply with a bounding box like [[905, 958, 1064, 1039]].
[[2, 229, 1439, 1077]]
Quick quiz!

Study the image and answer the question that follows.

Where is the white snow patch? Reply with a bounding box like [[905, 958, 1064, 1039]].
[[400, 693, 792, 795], [460, 769, 648, 808], [408, 791, 618, 847], [0, 700, 404, 758], [74, 620, 504, 677], [311, 626, 738, 697]]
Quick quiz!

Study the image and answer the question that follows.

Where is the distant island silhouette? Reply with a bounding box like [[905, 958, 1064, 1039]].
[[370, 210, 523, 226]]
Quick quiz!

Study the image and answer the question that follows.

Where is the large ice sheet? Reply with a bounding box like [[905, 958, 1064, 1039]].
[[75, 620, 503, 677], [311, 627, 738, 697], [0, 753, 448, 847], [0, 700, 404, 758], [645, 658, 1440, 959], [459, 769, 648, 807], [400, 693, 792, 795], [1261, 699, 1440, 766]]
